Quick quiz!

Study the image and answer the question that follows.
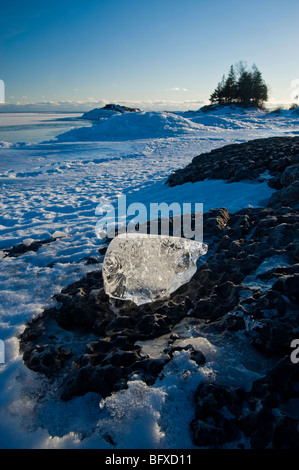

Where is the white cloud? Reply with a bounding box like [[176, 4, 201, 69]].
[[0, 98, 207, 113], [116, 99, 206, 111], [266, 96, 296, 110], [167, 87, 188, 92]]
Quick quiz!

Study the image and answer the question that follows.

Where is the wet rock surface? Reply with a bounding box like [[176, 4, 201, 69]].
[[19, 136, 299, 448]]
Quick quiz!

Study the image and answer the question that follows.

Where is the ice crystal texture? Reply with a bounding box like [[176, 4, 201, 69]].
[[102, 233, 208, 305]]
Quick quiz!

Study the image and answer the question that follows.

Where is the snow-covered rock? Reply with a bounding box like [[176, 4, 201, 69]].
[[198, 103, 262, 115], [81, 103, 140, 120]]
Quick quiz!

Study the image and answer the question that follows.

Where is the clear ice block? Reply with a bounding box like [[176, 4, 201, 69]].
[[102, 233, 208, 306]]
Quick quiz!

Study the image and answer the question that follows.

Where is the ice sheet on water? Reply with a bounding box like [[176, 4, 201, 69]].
[[102, 233, 208, 305]]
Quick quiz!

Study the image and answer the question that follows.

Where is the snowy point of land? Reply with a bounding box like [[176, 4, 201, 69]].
[[51, 104, 299, 143], [54, 111, 208, 142]]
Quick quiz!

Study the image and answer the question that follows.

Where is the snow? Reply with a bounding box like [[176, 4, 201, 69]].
[[242, 254, 291, 292], [0, 108, 298, 449], [54, 111, 208, 141], [53, 107, 299, 142]]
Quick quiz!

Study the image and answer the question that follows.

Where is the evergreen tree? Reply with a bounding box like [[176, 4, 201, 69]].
[[210, 75, 226, 104], [209, 62, 268, 108], [251, 64, 268, 107], [236, 68, 253, 104], [223, 65, 237, 103]]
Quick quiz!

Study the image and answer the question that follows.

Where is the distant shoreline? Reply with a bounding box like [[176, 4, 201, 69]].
[[0, 111, 84, 114]]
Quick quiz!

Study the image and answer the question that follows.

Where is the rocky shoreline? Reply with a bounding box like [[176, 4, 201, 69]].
[[166, 136, 299, 210], [19, 136, 299, 448]]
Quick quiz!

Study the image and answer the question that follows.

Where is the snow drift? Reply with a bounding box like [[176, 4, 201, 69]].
[[190, 114, 250, 129], [55, 111, 206, 142]]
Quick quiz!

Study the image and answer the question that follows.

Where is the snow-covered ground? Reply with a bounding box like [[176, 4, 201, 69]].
[[0, 108, 298, 449]]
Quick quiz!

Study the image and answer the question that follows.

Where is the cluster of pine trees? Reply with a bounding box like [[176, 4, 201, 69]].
[[210, 62, 269, 108]]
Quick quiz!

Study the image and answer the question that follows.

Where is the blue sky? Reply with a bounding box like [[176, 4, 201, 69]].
[[0, 0, 299, 110]]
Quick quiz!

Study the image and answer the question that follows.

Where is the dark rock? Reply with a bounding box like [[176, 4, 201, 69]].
[[272, 274, 299, 302], [280, 163, 299, 187], [131, 358, 169, 384], [60, 365, 122, 401], [98, 245, 108, 255], [166, 136, 299, 189], [273, 417, 299, 449], [203, 208, 230, 235], [81, 104, 141, 120], [192, 358, 299, 449], [23, 344, 73, 378], [216, 309, 247, 331], [191, 419, 234, 447], [268, 181, 299, 209], [190, 349, 206, 365], [163, 343, 205, 365], [3, 236, 58, 258], [191, 383, 242, 447], [100, 104, 141, 113]]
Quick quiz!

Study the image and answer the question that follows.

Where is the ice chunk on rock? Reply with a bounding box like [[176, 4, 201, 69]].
[[102, 233, 208, 306], [53, 230, 67, 239], [23, 238, 35, 247]]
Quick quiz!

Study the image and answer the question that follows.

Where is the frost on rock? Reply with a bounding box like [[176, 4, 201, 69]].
[[102, 233, 208, 306]]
